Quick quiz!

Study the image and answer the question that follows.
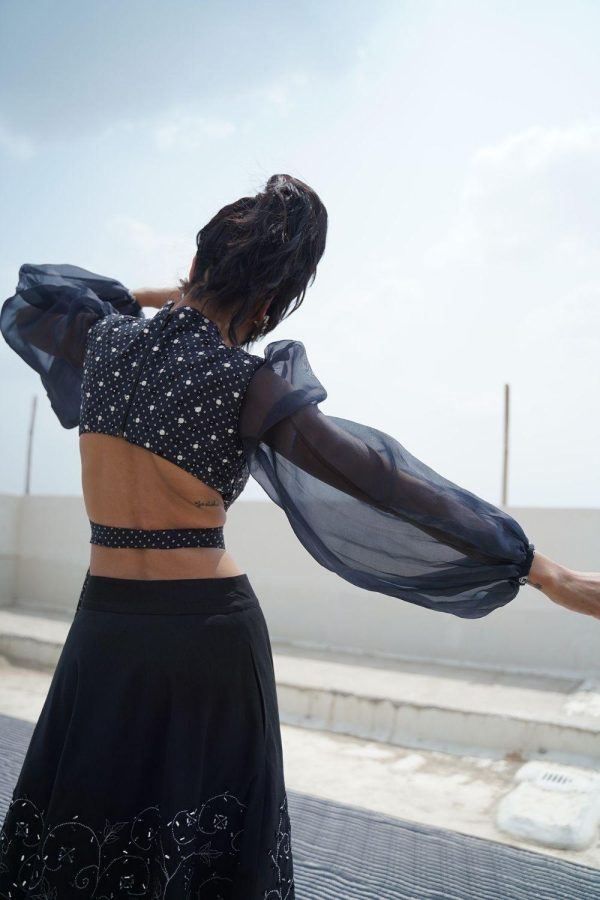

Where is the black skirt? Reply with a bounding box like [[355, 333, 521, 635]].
[[0, 572, 295, 899]]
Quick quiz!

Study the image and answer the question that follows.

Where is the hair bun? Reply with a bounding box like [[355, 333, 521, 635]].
[[265, 173, 298, 204], [266, 173, 292, 191]]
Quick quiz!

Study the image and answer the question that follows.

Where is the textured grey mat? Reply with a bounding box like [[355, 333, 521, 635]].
[[1, 713, 598, 899]]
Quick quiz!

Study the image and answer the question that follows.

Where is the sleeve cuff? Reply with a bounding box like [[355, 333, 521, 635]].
[[518, 541, 536, 584]]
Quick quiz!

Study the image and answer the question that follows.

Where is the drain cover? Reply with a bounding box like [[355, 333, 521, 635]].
[[496, 760, 600, 850]]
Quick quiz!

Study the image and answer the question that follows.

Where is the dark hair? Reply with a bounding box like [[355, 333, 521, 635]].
[[177, 174, 328, 348]]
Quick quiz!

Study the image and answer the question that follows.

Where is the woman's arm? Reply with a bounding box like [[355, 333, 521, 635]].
[[527, 551, 600, 619], [130, 287, 181, 309], [269, 406, 600, 619], [239, 339, 600, 620]]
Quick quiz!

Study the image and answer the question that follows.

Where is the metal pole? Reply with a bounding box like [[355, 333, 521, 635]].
[[24, 394, 37, 495], [502, 383, 509, 506]]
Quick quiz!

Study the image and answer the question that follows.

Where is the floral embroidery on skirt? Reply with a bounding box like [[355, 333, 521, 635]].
[[263, 795, 294, 900], [0, 789, 294, 899]]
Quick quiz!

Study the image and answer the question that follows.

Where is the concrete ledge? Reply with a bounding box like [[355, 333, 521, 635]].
[[0, 608, 70, 669], [272, 645, 600, 766]]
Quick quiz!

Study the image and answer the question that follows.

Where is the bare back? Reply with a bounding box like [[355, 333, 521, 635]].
[[81, 433, 245, 579]]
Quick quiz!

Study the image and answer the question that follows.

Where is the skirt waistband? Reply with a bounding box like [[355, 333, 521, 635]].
[[79, 572, 259, 615]]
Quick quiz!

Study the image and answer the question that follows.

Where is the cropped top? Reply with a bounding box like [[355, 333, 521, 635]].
[[1, 262, 536, 618], [80, 297, 265, 507]]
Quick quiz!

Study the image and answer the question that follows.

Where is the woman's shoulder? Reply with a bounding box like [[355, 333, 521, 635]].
[[234, 338, 328, 407], [234, 337, 309, 369]]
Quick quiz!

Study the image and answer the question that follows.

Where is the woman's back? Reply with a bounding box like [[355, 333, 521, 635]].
[[81, 431, 243, 578]]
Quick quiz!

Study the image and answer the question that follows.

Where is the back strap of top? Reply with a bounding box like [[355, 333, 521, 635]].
[[89, 521, 225, 550]]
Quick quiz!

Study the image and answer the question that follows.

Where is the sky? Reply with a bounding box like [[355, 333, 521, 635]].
[[0, 0, 598, 508]]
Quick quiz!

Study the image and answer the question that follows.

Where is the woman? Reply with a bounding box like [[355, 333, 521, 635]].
[[0, 173, 597, 900]]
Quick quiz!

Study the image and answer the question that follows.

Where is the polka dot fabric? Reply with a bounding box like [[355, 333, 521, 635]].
[[79, 299, 265, 549], [89, 521, 226, 549]]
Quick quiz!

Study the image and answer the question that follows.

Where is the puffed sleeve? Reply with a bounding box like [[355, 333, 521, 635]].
[[239, 339, 536, 619], [0, 263, 144, 429]]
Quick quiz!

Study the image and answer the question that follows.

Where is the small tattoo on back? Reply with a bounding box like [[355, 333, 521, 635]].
[[192, 499, 220, 508]]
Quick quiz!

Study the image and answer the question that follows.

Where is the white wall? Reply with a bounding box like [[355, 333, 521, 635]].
[[0, 493, 598, 679]]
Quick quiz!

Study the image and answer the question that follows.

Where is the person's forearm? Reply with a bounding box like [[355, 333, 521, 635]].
[[526, 548, 600, 619], [131, 288, 180, 309], [525, 549, 561, 593]]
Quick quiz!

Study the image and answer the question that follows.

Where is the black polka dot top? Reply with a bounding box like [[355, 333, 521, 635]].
[[80, 298, 265, 514]]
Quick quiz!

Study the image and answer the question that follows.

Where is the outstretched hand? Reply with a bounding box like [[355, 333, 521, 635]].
[[527, 551, 600, 619]]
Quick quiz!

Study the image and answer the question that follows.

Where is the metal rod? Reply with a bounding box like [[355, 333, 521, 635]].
[[502, 383, 509, 506], [24, 394, 37, 495]]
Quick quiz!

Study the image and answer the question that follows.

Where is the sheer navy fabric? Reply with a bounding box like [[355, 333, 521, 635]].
[[0, 263, 144, 428], [239, 339, 535, 619]]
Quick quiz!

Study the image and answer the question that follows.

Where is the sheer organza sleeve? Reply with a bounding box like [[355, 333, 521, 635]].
[[0, 263, 144, 428], [239, 339, 536, 619]]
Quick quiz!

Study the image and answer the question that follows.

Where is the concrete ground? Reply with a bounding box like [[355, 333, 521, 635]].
[[1, 652, 598, 872]]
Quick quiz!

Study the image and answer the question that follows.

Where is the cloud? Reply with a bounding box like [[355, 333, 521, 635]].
[[424, 120, 600, 271], [0, 118, 35, 160], [103, 216, 193, 288], [246, 70, 310, 116], [152, 108, 236, 151], [520, 279, 600, 352], [107, 216, 190, 259]]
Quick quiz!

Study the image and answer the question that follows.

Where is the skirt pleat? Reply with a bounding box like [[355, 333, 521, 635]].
[[0, 573, 295, 899]]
